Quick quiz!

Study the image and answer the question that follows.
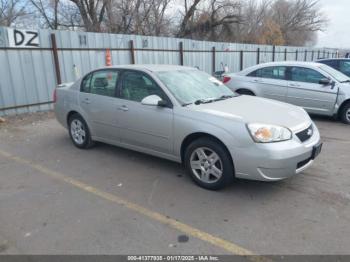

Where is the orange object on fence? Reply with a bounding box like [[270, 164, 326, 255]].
[[106, 49, 112, 66]]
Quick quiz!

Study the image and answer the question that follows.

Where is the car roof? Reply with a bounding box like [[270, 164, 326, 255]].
[[93, 64, 198, 72], [236, 61, 325, 75], [317, 58, 350, 61], [255, 61, 322, 67]]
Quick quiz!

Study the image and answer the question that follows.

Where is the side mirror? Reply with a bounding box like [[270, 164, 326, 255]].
[[319, 78, 331, 86], [141, 95, 167, 107]]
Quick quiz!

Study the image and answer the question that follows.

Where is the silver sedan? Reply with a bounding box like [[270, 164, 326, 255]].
[[223, 61, 350, 124], [54, 65, 322, 190]]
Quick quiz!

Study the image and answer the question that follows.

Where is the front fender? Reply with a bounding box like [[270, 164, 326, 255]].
[[173, 110, 253, 159], [335, 87, 350, 115]]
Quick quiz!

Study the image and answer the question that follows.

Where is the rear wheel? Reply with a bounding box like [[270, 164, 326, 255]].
[[68, 114, 94, 149], [184, 138, 234, 190], [340, 102, 350, 125], [236, 89, 255, 96]]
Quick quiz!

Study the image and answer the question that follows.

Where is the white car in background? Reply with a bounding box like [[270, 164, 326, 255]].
[[223, 62, 350, 124]]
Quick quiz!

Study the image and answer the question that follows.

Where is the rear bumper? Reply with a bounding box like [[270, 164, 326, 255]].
[[230, 123, 321, 181]]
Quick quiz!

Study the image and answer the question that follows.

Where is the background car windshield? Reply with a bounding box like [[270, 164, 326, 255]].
[[156, 70, 235, 105], [319, 64, 350, 82]]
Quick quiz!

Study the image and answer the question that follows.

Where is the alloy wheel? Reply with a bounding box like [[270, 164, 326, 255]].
[[346, 108, 350, 122], [70, 119, 86, 145], [190, 147, 223, 183]]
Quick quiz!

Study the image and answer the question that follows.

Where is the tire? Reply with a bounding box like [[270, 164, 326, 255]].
[[340, 102, 350, 125], [68, 113, 95, 149], [184, 137, 234, 190], [236, 89, 254, 96]]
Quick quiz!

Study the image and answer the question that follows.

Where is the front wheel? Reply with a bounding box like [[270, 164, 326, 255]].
[[184, 138, 234, 190], [68, 114, 94, 149], [340, 103, 350, 125]]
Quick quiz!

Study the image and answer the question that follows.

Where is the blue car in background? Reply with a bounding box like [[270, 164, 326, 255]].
[[317, 58, 350, 77]]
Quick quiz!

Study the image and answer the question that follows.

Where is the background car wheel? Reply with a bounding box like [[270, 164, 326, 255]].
[[340, 103, 350, 125], [236, 89, 255, 96], [68, 114, 94, 149], [184, 137, 234, 190]]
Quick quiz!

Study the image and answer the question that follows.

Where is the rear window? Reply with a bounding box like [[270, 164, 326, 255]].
[[81, 73, 92, 93], [248, 66, 286, 80], [80, 70, 119, 97]]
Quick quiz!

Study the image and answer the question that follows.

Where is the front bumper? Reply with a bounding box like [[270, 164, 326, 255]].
[[231, 123, 321, 181]]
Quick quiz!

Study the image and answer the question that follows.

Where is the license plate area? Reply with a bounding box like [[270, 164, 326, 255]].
[[311, 142, 323, 159]]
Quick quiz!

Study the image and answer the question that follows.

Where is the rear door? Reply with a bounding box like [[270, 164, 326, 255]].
[[79, 69, 120, 141], [247, 66, 288, 101], [286, 66, 338, 115], [115, 70, 174, 155]]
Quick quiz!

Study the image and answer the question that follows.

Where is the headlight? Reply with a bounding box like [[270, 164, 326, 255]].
[[247, 123, 292, 143]]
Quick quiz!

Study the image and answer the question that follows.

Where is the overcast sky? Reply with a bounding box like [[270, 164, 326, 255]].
[[317, 0, 350, 49]]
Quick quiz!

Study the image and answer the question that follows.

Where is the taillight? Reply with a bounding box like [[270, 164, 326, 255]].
[[53, 89, 57, 103], [223, 76, 231, 84]]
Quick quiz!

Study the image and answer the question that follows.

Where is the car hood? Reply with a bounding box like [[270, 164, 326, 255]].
[[190, 95, 311, 132]]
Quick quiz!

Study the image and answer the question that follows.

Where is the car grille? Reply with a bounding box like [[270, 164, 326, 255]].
[[296, 125, 313, 143]]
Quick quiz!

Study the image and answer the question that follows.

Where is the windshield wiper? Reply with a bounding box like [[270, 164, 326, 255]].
[[192, 98, 218, 105], [341, 80, 350, 83], [214, 95, 236, 101], [182, 95, 235, 106]]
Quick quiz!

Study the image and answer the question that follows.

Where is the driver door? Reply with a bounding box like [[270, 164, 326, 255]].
[[115, 70, 174, 155], [286, 66, 338, 115]]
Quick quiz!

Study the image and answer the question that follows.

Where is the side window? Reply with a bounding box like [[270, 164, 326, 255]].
[[120, 71, 165, 102], [90, 70, 119, 97], [290, 67, 325, 84], [254, 67, 286, 80], [247, 70, 257, 77], [81, 73, 92, 93]]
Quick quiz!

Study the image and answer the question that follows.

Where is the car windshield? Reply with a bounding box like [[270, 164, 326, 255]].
[[318, 64, 350, 83], [156, 69, 236, 105]]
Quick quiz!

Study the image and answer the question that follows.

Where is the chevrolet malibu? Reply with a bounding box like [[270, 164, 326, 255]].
[[54, 65, 322, 190]]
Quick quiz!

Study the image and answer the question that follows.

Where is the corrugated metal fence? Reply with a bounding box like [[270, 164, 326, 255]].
[[0, 26, 338, 116]]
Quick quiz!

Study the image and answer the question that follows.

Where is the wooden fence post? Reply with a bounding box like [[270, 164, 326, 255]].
[[295, 50, 298, 60], [212, 46, 216, 74], [179, 42, 184, 66], [129, 40, 135, 64], [257, 48, 260, 64], [240, 50, 244, 71], [272, 45, 276, 62], [304, 50, 307, 61], [50, 34, 62, 85], [284, 48, 287, 61]]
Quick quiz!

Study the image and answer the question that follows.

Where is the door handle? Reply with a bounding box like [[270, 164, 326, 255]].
[[82, 98, 91, 104], [118, 105, 129, 112]]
